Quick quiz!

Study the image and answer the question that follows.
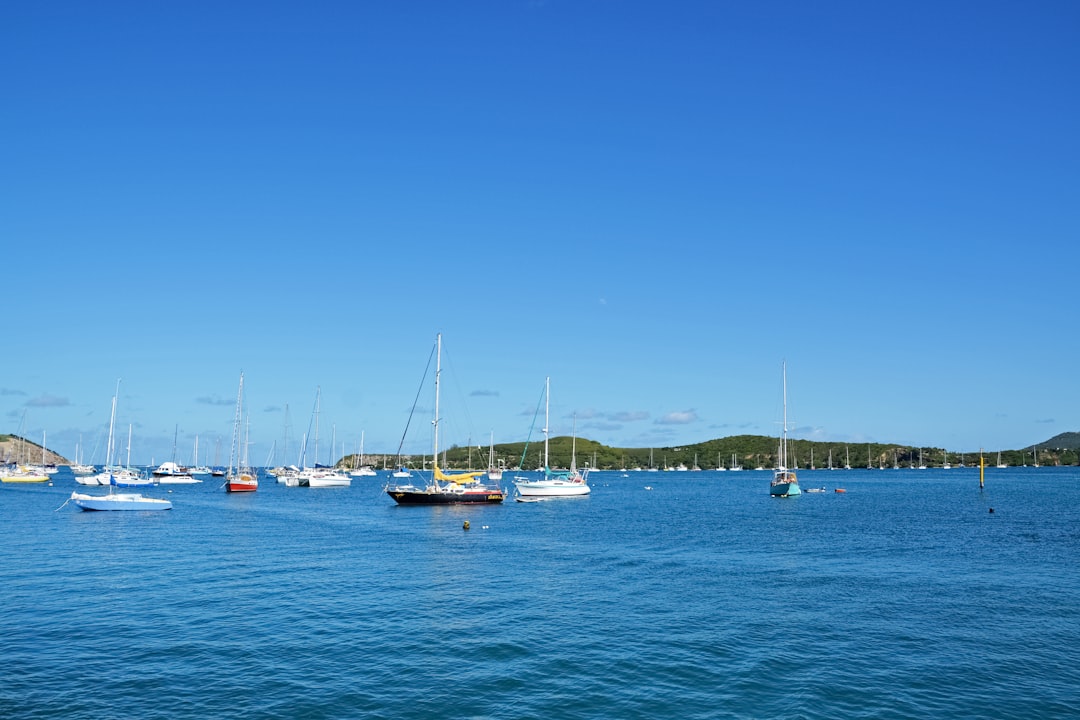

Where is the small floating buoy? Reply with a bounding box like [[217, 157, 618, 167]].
[[481, 525, 489, 529], [463, 520, 470, 530], [834, 488, 846, 493], [989, 507, 994, 514]]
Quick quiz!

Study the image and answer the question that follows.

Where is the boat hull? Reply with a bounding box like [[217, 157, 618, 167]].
[[386, 487, 505, 505], [514, 480, 591, 497], [70, 491, 172, 511], [1, 474, 50, 483], [770, 481, 801, 497], [307, 477, 351, 488]]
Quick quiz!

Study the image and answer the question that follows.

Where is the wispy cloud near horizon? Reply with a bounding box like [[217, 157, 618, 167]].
[[657, 410, 698, 425]]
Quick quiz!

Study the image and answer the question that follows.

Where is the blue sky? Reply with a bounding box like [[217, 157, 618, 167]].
[[2, 1, 1077, 466]]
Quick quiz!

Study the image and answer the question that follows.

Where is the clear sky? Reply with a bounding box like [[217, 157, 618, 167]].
[[2, 1, 1077, 466]]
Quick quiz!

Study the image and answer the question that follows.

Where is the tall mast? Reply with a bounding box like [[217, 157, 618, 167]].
[[433, 333, 442, 467], [781, 361, 788, 471], [313, 387, 321, 470], [229, 372, 244, 477], [570, 412, 577, 473], [543, 376, 550, 470], [106, 379, 120, 468]]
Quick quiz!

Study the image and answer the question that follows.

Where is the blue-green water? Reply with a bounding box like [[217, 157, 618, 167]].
[[2, 467, 1078, 719]]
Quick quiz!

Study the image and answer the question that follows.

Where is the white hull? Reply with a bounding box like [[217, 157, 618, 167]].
[[307, 476, 351, 487], [71, 491, 172, 511], [155, 475, 201, 484], [514, 479, 591, 497]]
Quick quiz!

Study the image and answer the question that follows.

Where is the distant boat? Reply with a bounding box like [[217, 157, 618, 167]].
[[1, 465, 50, 483], [385, 334, 505, 505], [996, 451, 1007, 469], [225, 373, 258, 493], [304, 467, 351, 487], [515, 382, 590, 498], [486, 431, 503, 481], [770, 361, 800, 497], [349, 431, 378, 477], [76, 381, 134, 487], [154, 462, 201, 484]]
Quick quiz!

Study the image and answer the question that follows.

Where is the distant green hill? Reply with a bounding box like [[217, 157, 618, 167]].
[[345, 432, 1080, 470], [1037, 432, 1080, 451]]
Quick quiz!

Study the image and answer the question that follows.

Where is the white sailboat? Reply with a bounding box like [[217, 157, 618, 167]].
[[349, 431, 378, 477], [302, 388, 350, 487], [514, 378, 590, 498], [113, 424, 154, 487], [770, 361, 800, 497], [486, 431, 503, 481], [70, 380, 172, 511], [996, 451, 1007, 469]]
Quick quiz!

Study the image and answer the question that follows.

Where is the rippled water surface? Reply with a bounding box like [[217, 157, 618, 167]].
[[3, 467, 1079, 719]]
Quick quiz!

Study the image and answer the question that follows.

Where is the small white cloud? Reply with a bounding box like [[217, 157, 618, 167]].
[[657, 410, 698, 425], [196, 395, 234, 406], [26, 394, 69, 407], [610, 411, 649, 422]]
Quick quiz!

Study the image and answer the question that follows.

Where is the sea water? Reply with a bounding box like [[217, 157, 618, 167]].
[[2, 467, 1078, 719]]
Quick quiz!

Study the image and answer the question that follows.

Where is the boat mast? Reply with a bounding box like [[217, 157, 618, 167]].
[[780, 361, 788, 472], [543, 376, 550, 470], [570, 412, 577, 473], [433, 334, 442, 470], [229, 372, 244, 478], [313, 387, 321, 470], [106, 379, 120, 468]]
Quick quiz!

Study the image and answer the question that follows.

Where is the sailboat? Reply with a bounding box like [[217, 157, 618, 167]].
[[515, 381, 590, 498], [1, 420, 49, 483], [225, 372, 258, 493], [70, 380, 172, 511], [385, 334, 505, 504], [486, 431, 503, 481], [349, 431, 378, 477], [770, 361, 801, 497], [301, 389, 350, 487], [189, 435, 212, 476], [996, 451, 1007, 469], [113, 424, 154, 487]]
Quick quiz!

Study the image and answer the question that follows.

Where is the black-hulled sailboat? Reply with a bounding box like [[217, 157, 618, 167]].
[[385, 334, 506, 505]]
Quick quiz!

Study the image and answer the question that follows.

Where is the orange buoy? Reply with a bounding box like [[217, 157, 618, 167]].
[[834, 488, 846, 493]]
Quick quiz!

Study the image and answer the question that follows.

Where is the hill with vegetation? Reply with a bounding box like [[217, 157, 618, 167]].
[[0, 434, 69, 466], [1037, 432, 1080, 451], [343, 432, 1080, 471]]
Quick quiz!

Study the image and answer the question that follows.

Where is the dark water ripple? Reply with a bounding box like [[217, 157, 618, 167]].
[[2, 468, 1079, 718]]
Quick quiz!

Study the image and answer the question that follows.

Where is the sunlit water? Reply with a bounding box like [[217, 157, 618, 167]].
[[2, 466, 1078, 719]]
